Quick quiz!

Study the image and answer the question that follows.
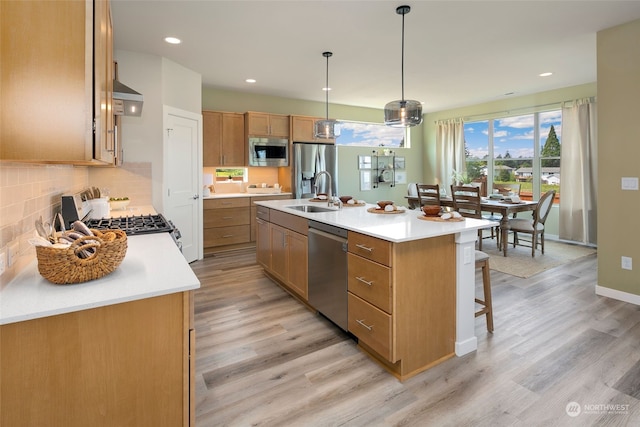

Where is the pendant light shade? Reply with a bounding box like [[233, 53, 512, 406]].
[[314, 51, 341, 139], [384, 5, 423, 127]]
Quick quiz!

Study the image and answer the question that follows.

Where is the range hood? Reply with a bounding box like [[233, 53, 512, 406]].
[[113, 79, 143, 116]]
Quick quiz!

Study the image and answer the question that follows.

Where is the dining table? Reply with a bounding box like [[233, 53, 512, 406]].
[[405, 195, 539, 256]]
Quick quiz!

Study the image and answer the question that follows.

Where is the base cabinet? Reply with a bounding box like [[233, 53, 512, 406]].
[[256, 208, 308, 301], [0, 292, 195, 427], [204, 195, 291, 255], [347, 231, 456, 381]]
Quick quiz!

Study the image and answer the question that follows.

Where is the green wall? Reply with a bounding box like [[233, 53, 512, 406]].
[[597, 18, 640, 298], [202, 87, 425, 205]]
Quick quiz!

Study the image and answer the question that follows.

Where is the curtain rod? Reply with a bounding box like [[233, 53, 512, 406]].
[[435, 97, 595, 123]]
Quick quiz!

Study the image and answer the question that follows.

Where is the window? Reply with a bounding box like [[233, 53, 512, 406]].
[[463, 110, 561, 202], [335, 121, 407, 148], [215, 168, 247, 182]]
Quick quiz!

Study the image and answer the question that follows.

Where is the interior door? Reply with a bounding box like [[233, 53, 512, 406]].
[[163, 106, 203, 263]]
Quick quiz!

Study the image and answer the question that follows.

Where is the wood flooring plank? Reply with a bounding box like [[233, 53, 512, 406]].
[[190, 245, 640, 426]]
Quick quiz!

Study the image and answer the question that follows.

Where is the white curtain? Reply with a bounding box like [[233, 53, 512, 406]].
[[435, 118, 465, 193], [560, 98, 597, 244]]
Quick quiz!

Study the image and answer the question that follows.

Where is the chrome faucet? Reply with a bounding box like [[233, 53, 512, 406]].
[[314, 170, 339, 208]]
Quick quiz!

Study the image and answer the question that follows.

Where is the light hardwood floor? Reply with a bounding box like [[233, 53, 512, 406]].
[[191, 248, 640, 426]]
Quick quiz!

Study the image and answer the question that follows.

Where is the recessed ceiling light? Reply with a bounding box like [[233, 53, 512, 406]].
[[322, 87, 331, 91], [245, 79, 256, 84], [164, 36, 181, 45], [539, 72, 553, 77]]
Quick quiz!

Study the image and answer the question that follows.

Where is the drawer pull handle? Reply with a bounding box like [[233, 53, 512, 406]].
[[356, 276, 373, 286], [356, 319, 373, 331], [222, 234, 234, 238], [223, 216, 233, 220], [221, 202, 232, 205], [355, 244, 373, 252]]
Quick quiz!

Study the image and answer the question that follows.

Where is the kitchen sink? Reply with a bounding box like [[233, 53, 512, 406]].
[[286, 205, 335, 213]]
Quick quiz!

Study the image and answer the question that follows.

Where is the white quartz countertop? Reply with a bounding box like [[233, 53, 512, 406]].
[[204, 192, 292, 199], [0, 233, 200, 325], [255, 199, 497, 243]]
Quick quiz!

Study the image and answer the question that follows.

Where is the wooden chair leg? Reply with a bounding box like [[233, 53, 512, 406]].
[[475, 258, 494, 333], [477, 230, 482, 251], [532, 233, 537, 257]]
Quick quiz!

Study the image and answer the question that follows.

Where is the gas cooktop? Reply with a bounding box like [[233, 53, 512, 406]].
[[84, 214, 174, 236]]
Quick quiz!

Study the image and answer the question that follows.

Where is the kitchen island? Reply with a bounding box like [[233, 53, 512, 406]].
[[255, 198, 496, 380], [0, 232, 200, 427]]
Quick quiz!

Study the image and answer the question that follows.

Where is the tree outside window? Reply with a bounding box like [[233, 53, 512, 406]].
[[463, 110, 561, 202]]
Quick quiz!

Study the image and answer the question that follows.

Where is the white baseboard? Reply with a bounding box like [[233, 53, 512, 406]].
[[455, 337, 478, 356], [595, 285, 640, 306]]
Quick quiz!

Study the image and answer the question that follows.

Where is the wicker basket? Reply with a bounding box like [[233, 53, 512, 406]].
[[35, 229, 128, 284]]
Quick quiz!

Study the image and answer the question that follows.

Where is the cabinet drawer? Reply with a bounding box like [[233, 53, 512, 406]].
[[204, 208, 250, 228], [348, 231, 392, 266], [270, 210, 308, 235], [204, 198, 250, 209], [204, 225, 250, 247], [255, 205, 270, 221], [347, 253, 392, 313], [348, 293, 393, 362]]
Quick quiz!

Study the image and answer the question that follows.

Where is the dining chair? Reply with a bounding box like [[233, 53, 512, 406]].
[[450, 185, 485, 250], [415, 183, 440, 207], [493, 183, 521, 196], [491, 183, 521, 223], [451, 185, 500, 250], [508, 189, 556, 257]]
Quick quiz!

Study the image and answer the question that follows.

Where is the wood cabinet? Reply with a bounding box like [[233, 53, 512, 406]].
[[256, 215, 271, 268], [245, 112, 290, 138], [204, 195, 291, 255], [290, 115, 335, 144], [257, 208, 309, 301], [0, 292, 195, 427], [250, 194, 291, 241], [347, 231, 456, 381], [0, 0, 115, 164], [204, 197, 251, 250], [203, 111, 245, 166]]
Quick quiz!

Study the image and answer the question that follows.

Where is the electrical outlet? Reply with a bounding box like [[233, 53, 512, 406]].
[[0, 251, 6, 276], [621, 256, 633, 271], [7, 242, 19, 267]]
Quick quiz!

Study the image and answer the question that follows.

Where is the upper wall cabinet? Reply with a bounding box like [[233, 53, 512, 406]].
[[290, 115, 335, 144], [203, 111, 245, 167], [0, 0, 115, 165], [245, 112, 290, 138]]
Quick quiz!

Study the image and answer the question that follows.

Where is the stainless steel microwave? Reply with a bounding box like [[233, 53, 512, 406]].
[[248, 137, 289, 167]]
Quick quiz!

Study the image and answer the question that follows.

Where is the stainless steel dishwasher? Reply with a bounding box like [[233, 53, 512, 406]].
[[308, 220, 348, 331]]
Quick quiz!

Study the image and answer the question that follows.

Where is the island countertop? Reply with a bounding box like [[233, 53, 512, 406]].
[[255, 198, 497, 243], [0, 233, 200, 325]]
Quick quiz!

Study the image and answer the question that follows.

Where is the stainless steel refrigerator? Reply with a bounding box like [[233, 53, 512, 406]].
[[293, 142, 338, 199]]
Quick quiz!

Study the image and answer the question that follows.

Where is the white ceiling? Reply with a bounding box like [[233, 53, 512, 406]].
[[111, 0, 640, 113]]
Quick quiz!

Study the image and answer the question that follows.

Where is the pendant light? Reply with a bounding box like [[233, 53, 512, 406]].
[[314, 51, 341, 139], [384, 5, 423, 127]]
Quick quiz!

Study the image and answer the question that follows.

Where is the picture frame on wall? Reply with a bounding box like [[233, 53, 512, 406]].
[[394, 156, 406, 170], [360, 171, 372, 191], [358, 155, 372, 170]]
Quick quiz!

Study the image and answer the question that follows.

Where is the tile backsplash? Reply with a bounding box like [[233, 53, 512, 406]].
[[0, 162, 88, 285], [87, 162, 152, 205], [0, 161, 152, 286]]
